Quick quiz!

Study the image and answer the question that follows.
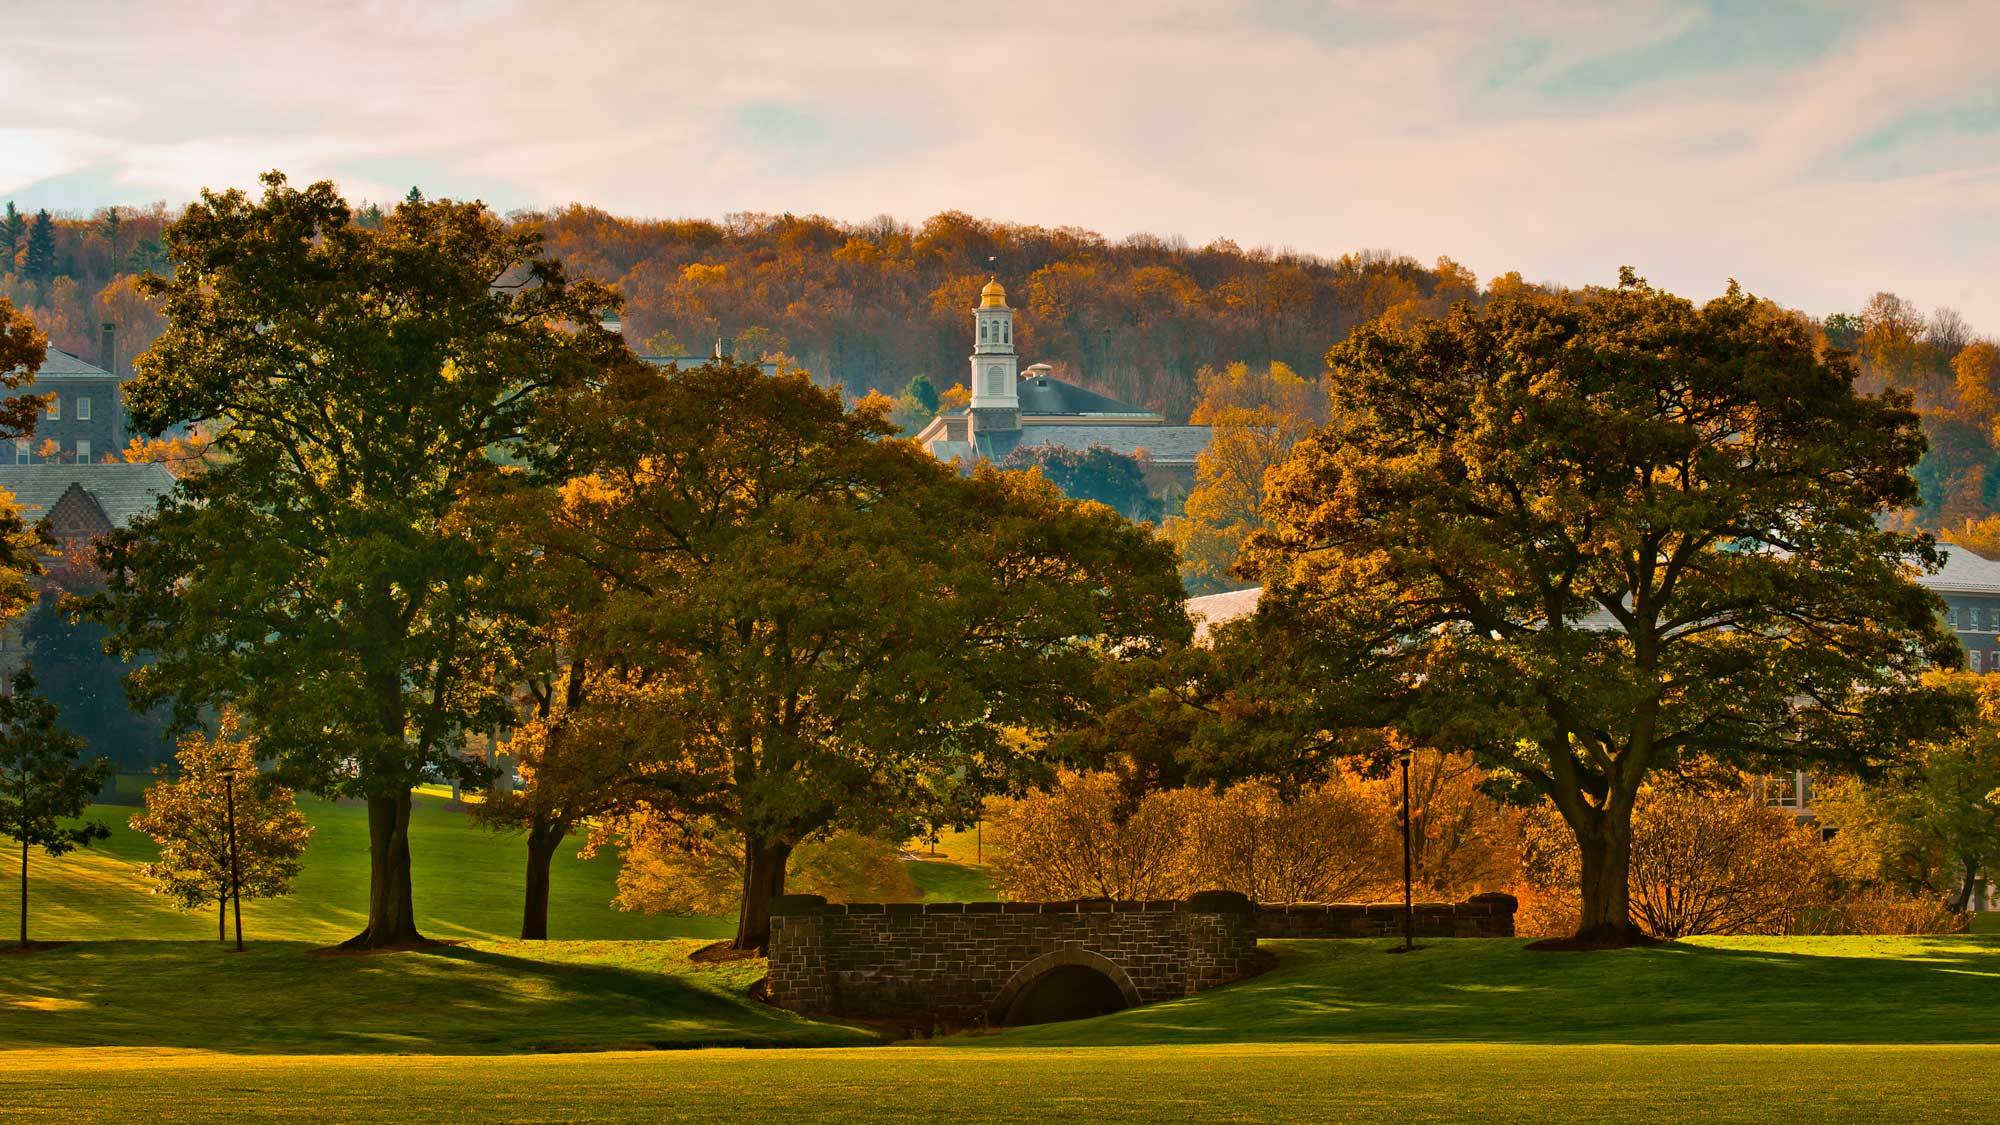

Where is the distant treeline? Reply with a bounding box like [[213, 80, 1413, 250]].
[[4, 195, 1997, 527]]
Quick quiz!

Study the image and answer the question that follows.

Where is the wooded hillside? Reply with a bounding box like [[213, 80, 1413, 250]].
[[4, 196, 1996, 529]]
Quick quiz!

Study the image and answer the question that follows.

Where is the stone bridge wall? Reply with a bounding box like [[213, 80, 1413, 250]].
[[1257, 892, 1519, 939], [766, 890, 1262, 1028]]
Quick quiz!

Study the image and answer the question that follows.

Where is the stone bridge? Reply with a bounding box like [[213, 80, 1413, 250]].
[[765, 891, 1515, 1029]]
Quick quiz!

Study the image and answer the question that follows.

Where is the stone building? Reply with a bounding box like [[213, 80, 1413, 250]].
[[3, 336, 130, 466], [913, 280, 1211, 501]]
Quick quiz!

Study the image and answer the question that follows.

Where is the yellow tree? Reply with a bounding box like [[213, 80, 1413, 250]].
[[1165, 361, 1325, 594], [129, 713, 315, 943]]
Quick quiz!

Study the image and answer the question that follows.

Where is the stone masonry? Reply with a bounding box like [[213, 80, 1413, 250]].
[[1256, 892, 1518, 939], [766, 890, 1262, 1027]]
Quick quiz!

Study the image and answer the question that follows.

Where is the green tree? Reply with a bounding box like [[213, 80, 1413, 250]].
[[1815, 670, 2000, 912], [128, 711, 315, 942], [1239, 271, 1965, 947], [87, 172, 623, 949], [1001, 444, 1162, 523], [22, 210, 56, 288], [537, 360, 1188, 948], [0, 670, 111, 946], [2, 203, 22, 271]]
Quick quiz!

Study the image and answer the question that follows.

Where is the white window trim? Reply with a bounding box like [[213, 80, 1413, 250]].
[[45, 396, 59, 421], [76, 396, 91, 421]]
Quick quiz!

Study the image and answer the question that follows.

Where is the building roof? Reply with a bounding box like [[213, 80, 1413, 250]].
[[1187, 586, 1263, 642], [1010, 424, 1213, 465], [980, 278, 1008, 309], [1927, 543, 2000, 595], [1184, 544, 2000, 643], [0, 463, 177, 528], [1014, 374, 1157, 418], [19, 347, 122, 382]]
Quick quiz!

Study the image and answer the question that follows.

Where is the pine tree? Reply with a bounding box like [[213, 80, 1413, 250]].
[[0, 669, 111, 946], [23, 210, 56, 288], [1, 203, 21, 272]]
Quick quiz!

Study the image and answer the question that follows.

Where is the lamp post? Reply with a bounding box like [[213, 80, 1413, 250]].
[[219, 767, 243, 952], [1390, 746, 1419, 954]]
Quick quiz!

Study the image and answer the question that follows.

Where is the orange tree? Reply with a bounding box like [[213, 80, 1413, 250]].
[[534, 359, 1187, 948], [86, 174, 623, 949], [1237, 272, 1966, 947]]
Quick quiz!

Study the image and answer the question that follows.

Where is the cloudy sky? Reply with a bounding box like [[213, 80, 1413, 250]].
[[5, 0, 1997, 327]]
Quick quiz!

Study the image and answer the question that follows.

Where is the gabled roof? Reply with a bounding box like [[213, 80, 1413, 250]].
[[19, 347, 122, 381], [0, 463, 177, 529], [1015, 374, 1156, 418]]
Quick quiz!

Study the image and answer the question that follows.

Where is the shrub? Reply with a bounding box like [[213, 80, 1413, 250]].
[[605, 813, 917, 914], [1518, 782, 1833, 938], [987, 771, 1198, 900]]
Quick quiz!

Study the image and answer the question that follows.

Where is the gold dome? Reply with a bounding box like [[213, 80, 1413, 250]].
[[979, 278, 1008, 308]]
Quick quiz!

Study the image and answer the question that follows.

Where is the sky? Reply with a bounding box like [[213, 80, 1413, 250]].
[[5, 0, 1998, 328]]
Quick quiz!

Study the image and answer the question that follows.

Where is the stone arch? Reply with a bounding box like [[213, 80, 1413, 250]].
[[987, 946, 1143, 1027]]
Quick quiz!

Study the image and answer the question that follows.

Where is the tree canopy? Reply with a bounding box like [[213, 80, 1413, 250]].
[[88, 173, 625, 949], [1237, 271, 1967, 946], [535, 358, 1189, 947]]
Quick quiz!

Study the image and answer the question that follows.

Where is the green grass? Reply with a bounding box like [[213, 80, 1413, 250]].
[[2, 792, 728, 945], [982, 935, 2000, 1047], [5, 1044, 1999, 1122], [0, 939, 872, 1054], [905, 859, 994, 902]]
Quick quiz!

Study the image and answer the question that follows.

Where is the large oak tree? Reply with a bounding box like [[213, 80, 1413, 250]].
[[538, 359, 1188, 948], [1240, 272, 1966, 946], [89, 174, 622, 948]]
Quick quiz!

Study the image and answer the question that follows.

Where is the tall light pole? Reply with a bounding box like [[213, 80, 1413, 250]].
[[220, 767, 243, 952], [1389, 746, 1419, 954]]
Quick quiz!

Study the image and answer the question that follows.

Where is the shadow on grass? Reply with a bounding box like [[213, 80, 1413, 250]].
[[0, 940, 873, 1055], [980, 935, 2000, 1048]]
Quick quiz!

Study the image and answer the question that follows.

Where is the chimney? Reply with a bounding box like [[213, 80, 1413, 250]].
[[100, 322, 116, 376]]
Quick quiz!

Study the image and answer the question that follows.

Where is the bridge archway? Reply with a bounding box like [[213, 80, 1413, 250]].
[[988, 947, 1143, 1027]]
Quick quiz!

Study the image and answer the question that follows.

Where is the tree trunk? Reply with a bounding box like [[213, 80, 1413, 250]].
[[218, 883, 226, 944], [340, 790, 424, 949], [1570, 808, 1649, 947], [521, 816, 567, 941], [1949, 856, 1979, 915], [732, 837, 793, 952]]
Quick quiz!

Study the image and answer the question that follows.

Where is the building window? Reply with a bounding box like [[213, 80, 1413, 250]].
[[979, 321, 989, 342], [11, 441, 24, 465], [45, 396, 58, 421], [75, 440, 90, 463], [76, 397, 91, 421]]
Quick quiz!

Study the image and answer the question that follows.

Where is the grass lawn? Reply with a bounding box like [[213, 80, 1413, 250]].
[[2, 792, 728, 945], [4, 1044, 1998, 1122], [985, 935, 2000, 1047], [0, 940, 872, 1054]]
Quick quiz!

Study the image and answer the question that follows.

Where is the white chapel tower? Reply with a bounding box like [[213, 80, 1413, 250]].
[[968, 278, 1019, 419]]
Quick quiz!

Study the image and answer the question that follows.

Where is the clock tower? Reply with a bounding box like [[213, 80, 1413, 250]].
[[968, 278, 1020, 433]]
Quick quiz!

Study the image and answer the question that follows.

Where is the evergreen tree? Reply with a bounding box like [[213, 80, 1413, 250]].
[[2, 203, 21, 271], [23, 210, 56, 288], [0, 669, 111, 946], [24, 590, 172, 773]]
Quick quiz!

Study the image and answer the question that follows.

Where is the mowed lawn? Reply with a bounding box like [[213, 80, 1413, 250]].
[[6, 1044, 2000, 1122], [1, 791, 730, 945], [0, 940, 874, 1054]]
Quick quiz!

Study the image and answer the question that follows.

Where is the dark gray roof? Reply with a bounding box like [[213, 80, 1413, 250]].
[[19, 347, 123, 382], [1011, 424, 1213, 465], [1015, 375, 1155, 417], [0, 463, 176, 528]]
